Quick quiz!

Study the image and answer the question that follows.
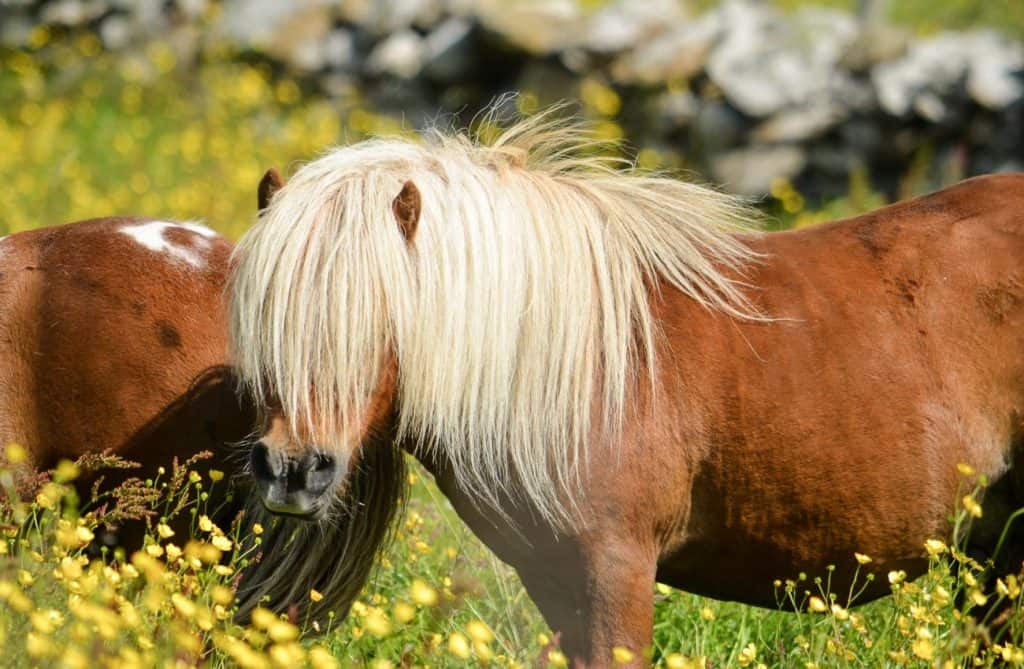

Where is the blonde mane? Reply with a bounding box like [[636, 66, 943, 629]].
[[229, 109, 759, 527]]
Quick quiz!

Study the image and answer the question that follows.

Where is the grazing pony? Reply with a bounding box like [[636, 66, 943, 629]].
[[0, 216, 402, 623], [230, 113, 1024, 666]]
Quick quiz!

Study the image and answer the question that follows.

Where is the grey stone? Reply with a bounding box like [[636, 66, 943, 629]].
[[655, 90, 700, 130], [99, 14, 132, 49], [218, 0, 332, 51], [693, 100, 747, 155], [585, 0, 683, 54], [362, 0, 443, 34], [751, 103, 846, 143], [366, 30, 425, 79], [610, 11, 720, 85], [422, 17, 475, 82], [709, 144, 807, 196], [476, 0, 581, 54], [873, 31, 1024, 118], [707, 2, 858, 117], [965, 32, 1024, 109], [0, 14, 33, 47], [41, 0, 107, 26], [324, 29, 356, 70]]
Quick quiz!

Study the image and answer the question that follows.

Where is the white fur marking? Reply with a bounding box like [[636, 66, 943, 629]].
[[119, 221, 216, 268]]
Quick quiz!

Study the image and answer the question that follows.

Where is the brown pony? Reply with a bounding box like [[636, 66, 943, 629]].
[[0, 215, 403, 623], [230, 115, 1024, 667]]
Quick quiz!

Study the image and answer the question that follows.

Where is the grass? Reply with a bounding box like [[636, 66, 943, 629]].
[[1, 23, 1023, 669], [1, 446, 1021, 668]]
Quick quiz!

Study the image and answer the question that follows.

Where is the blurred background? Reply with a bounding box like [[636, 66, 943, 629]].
[[1, 0, 1022, 238]]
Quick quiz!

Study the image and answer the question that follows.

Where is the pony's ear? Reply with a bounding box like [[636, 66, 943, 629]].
[[258, 168, 286, 210], [392, 180, 421, 241]]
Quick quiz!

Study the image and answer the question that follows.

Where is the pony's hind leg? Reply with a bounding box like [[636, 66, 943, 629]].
[[516, 535, 657, 668]]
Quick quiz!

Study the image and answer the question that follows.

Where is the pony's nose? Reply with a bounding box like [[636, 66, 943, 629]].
[[249, 441, 285, 481], [250, 444, 342, 518]]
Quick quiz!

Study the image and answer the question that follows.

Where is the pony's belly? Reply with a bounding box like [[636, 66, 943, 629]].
[[655, 540, 928, 609]]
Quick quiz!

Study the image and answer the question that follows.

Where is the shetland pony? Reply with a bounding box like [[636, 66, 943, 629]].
[[0, 216, 402, 623], [231, 114, 1024, 666]]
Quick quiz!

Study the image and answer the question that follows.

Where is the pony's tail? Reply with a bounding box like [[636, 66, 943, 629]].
[[232, 442, 406, 625]]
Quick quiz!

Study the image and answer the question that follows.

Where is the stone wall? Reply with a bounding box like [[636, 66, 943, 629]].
[[3, 0, 1022, 198]]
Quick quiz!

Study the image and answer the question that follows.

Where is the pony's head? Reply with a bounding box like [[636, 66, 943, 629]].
[[237, 167, 419, 518], [230, 110, 758, 528]]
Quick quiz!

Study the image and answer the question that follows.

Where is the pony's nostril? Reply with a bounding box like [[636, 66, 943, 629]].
[[250, 442, 281, 480], [313, 453, 336, 472]]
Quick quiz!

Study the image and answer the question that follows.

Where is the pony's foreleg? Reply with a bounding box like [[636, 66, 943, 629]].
[[518, 538, 657, 668]]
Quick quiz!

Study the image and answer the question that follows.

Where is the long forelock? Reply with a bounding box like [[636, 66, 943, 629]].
[[229, 109, 760, 528]]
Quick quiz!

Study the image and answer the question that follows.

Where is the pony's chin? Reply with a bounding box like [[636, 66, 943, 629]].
[[260, 499, 327, 522]]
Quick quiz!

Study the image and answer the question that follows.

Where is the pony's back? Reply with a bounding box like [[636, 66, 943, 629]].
[[0, 217, 252, 482]]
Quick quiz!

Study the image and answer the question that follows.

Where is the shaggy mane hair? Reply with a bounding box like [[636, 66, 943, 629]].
[[229, 107, 759, 527]]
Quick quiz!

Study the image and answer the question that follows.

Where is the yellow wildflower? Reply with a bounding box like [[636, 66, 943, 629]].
[[962, 495, 983, 518], [912, 638, 934, 660], [410, 579, 438, 607], [394, 601, 416, 624], [737, 643, 758, 666], [448, 632, 471, 659], [467, 619, 494, 644], [267, 619, 300, 643], [612, 646, 634, 664], [364, 609, 392, 637], [309, 646, 340, 669], [5, 443, 27, 464]]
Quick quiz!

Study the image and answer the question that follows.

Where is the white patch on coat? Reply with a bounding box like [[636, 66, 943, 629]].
[[118, 221, 218, 268]]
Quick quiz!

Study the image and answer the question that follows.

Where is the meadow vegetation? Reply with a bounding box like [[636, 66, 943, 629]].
[[2, 23, 1023, 669]]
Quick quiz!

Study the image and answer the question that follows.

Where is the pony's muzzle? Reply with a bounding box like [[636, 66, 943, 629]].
[[249, 442, 342, 519]]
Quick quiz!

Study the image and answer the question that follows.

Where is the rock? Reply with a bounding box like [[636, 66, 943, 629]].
[[422, 17, 476, 82], [323, 29, 356, 71], [873, 31, 1024, 118], [707, 2, 858, 117], [99, 14, 132, 49], [842, 24, 909, 72], [366, 30, 425, 79], [751, 102, 846, 143], [177, 0, 209, 19], [610, 12, 720, 85], [655, 90, 700, 131], [361, 0, 443, 34], [475, 0, 581, 55], [709, 145, 807, 196], [965, 32, 1024, 109], [585, 0, 683, 54], [126, 0, 167, 32], [560, 48, 591, 74], [0, 14, 33, 48], [218, 1, 332, 56], [41, 0, 107, 26], [692, 100, 747, 155]]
